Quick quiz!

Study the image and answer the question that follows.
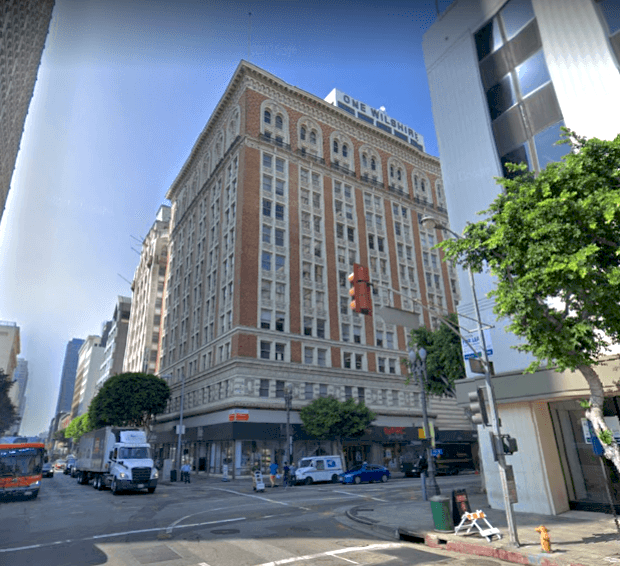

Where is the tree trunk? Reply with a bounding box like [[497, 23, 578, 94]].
[[578, 364, 620, 476]]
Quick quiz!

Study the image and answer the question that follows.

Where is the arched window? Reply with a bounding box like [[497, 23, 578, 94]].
[[300, 126, 306, 140], [390, 165, 394, 178], [421, 180, 426, 192], [371, 158, 376, 171], [333, 140, 339, 153], [275, 115, 283, 130], [397, 169, 402, 181], [414, 175, 419, 189], [264, 110, 271, 124], [342, 144, 348, 158], [362, 154, 368, 168], [310, 131, 317, 144]]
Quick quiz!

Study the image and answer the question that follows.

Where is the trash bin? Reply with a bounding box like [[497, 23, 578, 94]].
[[170, 469, 177, 482], [430, 495, 454, 532]]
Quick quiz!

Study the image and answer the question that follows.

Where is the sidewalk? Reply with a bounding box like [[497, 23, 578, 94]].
[[346, 488, 620, 566]]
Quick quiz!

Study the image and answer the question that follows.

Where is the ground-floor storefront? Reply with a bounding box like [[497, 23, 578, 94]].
[[151, 415, 475, 479], [550, 397, 620, 514]]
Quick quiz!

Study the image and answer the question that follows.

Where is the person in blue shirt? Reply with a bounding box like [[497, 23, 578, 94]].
[[269, 461, 278, 488], [181, 462, 191, 483]]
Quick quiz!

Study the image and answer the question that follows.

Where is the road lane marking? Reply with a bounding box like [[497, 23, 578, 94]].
[[0, 517, 246, 553], [332, 489, 387, 502], [207, 487, 311, 511], [255, 542, 403, 565], [164, 504, 257, 534]]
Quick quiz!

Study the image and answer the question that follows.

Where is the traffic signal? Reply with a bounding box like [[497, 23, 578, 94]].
[[348, 263, 372, 316], [468, 387, 489, 426]]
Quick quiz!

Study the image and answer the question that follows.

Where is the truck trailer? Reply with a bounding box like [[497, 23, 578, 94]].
[[75, 427, 158, 495]]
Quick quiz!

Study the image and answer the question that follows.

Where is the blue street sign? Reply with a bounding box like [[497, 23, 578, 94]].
[[431, 448, 443, 457], [462, 329, 493, 360]]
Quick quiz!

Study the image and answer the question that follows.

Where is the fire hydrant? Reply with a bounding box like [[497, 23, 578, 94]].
[[535, 525, 552, 553]]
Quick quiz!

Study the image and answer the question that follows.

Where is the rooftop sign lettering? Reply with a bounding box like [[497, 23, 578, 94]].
[[324, 89, 425, 151]]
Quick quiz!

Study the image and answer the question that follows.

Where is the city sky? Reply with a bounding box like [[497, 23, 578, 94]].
[[0, 0, 454, 435]]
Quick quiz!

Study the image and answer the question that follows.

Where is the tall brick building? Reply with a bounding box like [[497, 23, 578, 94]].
[[153, 61, 471, 475], [0, 0, 55, 226]]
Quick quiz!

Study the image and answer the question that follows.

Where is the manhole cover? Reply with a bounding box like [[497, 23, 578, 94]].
[[289, 526, 311, 532], [210, 528, 240, 535]]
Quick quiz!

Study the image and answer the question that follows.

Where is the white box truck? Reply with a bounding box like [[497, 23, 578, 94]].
[[75, 427, 158, 495]]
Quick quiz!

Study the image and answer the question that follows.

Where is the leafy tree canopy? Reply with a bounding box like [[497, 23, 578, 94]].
[[440, 131, 620, 373], [300, 396, 376, 441], [406, 312, 465, 397], [64, 413, 94, 441], [439, 130, 620, 472], [88, 373, 170, 433], [0, 369, 19, 435]]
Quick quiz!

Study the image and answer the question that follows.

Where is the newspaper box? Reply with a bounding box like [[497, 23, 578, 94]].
[[253, 471, 265, 492]]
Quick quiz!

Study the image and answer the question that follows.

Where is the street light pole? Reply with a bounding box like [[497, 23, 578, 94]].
[[409, 347, 440, 497], [284, 384, 293, 467], [421, 215, 520, 546], [176, 369, 186, 477]]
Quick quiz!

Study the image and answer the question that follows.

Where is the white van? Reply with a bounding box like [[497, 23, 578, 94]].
[[294, 455, 344, 485]]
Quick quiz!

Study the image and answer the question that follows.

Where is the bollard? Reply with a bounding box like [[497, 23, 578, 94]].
[[421, 471, 428, 501]]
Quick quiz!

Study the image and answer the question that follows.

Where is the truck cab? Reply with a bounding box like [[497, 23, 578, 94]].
[[106, 431, 158, 494]]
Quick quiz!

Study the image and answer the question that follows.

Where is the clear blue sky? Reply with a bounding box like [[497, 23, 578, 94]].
[[0, 0, 453, 436]]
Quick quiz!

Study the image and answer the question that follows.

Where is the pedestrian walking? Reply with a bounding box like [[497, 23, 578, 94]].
[[283, 462, 290, 488], [181, 462, 191, 483], [269, 461, 278, 488]]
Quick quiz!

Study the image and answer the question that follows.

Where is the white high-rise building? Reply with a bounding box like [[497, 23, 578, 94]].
[[423, 0, 620, 515]]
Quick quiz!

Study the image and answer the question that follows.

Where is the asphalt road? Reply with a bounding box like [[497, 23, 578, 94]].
[[0, 472, 482, 566]]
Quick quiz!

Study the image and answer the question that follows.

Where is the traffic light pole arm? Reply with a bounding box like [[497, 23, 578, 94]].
[[372, 282, 487, 363]]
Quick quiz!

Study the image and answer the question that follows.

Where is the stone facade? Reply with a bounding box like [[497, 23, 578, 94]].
[[124, 205, 170, 374], [0, 0, 55, 226]]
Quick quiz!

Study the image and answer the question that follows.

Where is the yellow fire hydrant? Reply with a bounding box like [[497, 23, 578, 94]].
[[535, 525, 552, 553]]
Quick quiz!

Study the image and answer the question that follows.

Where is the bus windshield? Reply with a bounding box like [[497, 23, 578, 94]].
[[0, 446, 44, 478]]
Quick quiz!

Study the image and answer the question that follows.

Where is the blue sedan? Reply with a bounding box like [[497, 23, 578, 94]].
[[340, 464, 390, 484]]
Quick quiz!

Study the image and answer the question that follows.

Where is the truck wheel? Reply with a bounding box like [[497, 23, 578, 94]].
[[112, 479, 120, 495], [31, 490, 39, 499], [331, 474, 339, 483], [304, 477, 313, 486], [92, 476, 99, 489], [148, 487, 156, 494], [97, 476, 104, 490]]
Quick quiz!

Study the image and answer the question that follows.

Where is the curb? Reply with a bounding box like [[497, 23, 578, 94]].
[[348, 507, 588, 566]]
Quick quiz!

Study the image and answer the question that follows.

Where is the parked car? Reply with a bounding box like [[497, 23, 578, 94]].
[[42, 462, 54, 478], [54, 460, 67, 471], [64, 456, 76, 475], [340, 464, 390, 484]]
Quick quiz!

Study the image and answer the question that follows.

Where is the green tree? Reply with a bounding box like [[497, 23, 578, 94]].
[[406, 312, 465, 397], [300, 397, 376, 466], [0, 369, 19, 435], [64, 413, 94, 441], [440, 130, 620, 473], [88, 373, 170, 435]]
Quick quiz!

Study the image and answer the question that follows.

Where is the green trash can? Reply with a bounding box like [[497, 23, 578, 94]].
[[430, 495, 454, 532]]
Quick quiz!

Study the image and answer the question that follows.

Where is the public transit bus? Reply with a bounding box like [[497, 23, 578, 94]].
[[0, 440, 45, 499]]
